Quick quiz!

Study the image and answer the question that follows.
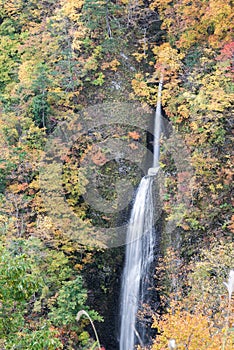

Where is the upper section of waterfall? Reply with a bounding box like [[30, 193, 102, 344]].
[[153, 76, 163, 169]]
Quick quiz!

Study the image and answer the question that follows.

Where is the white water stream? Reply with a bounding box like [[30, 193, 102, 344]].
[[119, 78, 163, 350], [119, 176, 155, 349]]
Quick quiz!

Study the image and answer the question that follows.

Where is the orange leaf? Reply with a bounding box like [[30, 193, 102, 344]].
[[128, 131, 140, 140], [91, 150, 107, 166]]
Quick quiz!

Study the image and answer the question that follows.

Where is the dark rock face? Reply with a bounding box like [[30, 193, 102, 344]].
[[83, 246, 124, 349]]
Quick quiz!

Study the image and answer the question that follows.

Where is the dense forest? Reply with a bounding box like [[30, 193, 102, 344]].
[[0, 0, 233, 349]]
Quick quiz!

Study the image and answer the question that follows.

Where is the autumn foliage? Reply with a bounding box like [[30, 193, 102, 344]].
[[0, 0, 233, 348]]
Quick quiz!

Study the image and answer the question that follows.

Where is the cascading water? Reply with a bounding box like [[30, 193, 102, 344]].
[[119, 176, 155, 349], [119, 77, 163, 350]]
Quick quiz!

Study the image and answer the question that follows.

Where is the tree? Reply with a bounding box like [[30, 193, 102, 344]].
[[150, 243, 234, 350]]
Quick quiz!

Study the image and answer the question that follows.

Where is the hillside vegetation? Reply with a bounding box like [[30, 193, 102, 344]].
[[0, 0, 233, 349]]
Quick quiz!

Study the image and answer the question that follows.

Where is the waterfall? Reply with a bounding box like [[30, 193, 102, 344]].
[[153, 77, 163, 168], [119, 176, 155, 349], [119, 77, 163, 350]]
